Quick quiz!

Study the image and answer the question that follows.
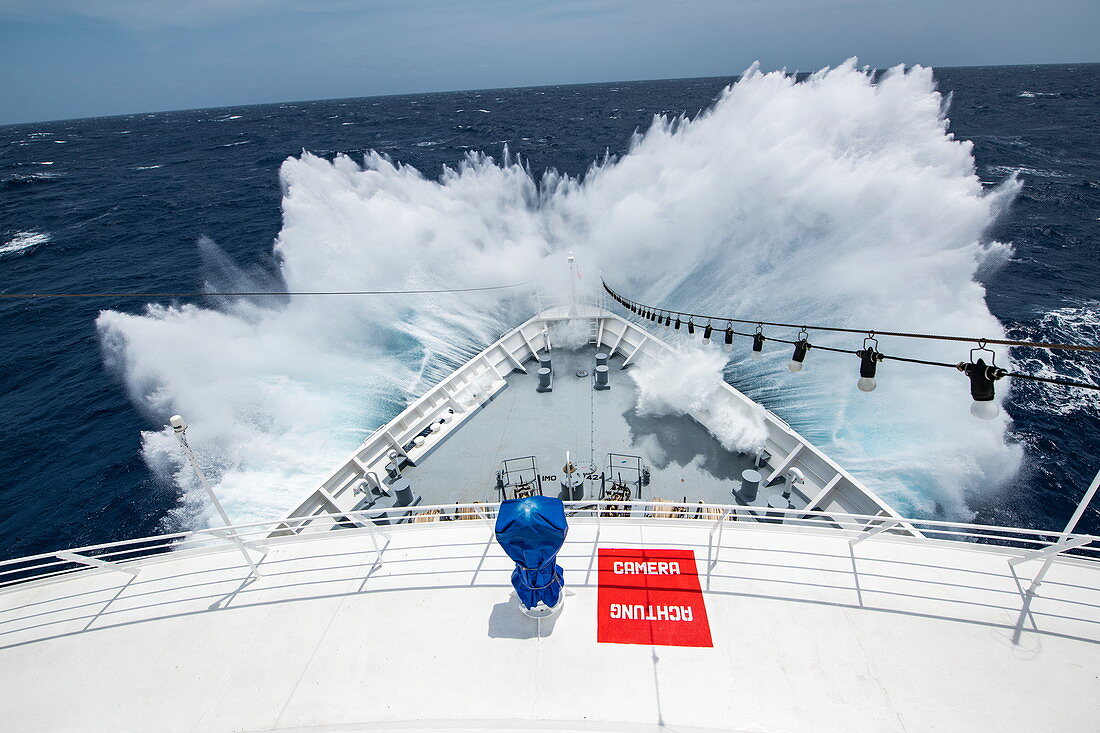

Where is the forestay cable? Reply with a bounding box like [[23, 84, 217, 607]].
[[0, 282, 532, 299]]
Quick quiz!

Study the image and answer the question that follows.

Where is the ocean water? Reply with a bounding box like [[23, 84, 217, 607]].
[[1, 63, 1097, 560]]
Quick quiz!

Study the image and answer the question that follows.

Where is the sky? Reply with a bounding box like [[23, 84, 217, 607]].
[[1, 0, 1098, 125]]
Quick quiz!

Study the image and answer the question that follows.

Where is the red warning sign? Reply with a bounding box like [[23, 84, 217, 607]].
[[597, 548, 712, 647]]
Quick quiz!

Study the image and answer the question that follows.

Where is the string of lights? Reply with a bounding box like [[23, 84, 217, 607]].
[[602, 279, 1100, 420], [602, 281, 1099, 353]]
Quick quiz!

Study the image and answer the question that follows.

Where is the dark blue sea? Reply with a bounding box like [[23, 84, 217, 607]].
[[1, 64, 1098, 560]]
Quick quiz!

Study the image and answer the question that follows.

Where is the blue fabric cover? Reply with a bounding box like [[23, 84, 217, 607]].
[[494, 495, 568, 609]]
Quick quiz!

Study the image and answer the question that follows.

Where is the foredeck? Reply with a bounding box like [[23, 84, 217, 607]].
[[281, 306, 900, 535], [402, 345, 767, 508], [1, 516, 1097, 732]]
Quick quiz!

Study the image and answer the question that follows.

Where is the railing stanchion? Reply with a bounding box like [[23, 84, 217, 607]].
[[1016, 467, 1100, 593], [850, 519, 900, 546], [171, 415, 263, 579], [56, 551, 141, 577]]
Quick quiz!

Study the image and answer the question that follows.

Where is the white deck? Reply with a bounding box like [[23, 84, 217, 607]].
[[2, 518, 1098, 732]]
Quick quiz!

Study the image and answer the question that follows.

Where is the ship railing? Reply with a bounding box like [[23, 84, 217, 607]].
[[1, 500, 1097, 591], [534, 292, 609, 316]]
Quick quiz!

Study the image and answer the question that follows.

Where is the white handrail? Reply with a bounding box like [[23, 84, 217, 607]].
[[2, 500, 1097, 590]]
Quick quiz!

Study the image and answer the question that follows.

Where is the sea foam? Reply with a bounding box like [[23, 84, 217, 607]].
[[97, 60, 1022, 529], [0, 231, 51, 258]]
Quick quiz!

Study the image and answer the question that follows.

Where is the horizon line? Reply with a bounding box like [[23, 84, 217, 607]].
[[3, 60, 1098, 128]]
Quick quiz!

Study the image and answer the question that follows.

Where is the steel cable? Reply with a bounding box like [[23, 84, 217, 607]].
[[603, 280, 1100, 353], [0, 282, 532, 299]]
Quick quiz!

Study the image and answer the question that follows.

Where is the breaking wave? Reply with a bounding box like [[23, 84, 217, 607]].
[[97, 60, 1022, 528], [0, 231, 51, 258], [3, 172, 64, 188], [1007, 301, 1100, 417]]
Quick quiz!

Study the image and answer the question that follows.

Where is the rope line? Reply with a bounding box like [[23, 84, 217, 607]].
[[602, 280, 1100, 353], [0, 282, 532, 300], [603, 280, 1100, 392]]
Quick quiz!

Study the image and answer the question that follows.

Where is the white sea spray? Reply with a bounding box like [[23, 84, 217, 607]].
[[97, 60, 1022, 527]]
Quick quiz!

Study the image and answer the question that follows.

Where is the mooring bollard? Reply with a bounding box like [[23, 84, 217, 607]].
[[740, 468, 762, 502], [594, 364, 610, 390], [537, 367, 553, 393]]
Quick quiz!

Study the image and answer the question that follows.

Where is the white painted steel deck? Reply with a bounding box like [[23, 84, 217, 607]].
[[2, 516, 1098, 732]]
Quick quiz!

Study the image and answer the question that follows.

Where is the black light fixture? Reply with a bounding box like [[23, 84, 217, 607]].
[[702, 323, 713, 345], [751, 328, 765, 360], [687, 319, 695, 335], [958, 345, 1005, 420], [788, 330, 810, 372], [674, 317, 681, 330], [724, 325, 734, 352], [664, 313, 672, 326], [856, 336, 883, 392]]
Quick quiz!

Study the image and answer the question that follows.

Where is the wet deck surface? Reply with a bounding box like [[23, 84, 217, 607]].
[[399, 346, 790, 511]]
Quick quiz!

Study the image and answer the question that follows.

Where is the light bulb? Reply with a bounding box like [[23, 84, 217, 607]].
[[750, 351, 762, 361], [724, 343, 733, 353], [970, 400, 999, 420], [857, 377, 877, 392], [788, 361, 803, 373]]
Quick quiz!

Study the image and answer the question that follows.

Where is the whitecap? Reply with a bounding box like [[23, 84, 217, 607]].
[[0, 231, 50, 258], [220, 140, 253, 147], [414, 141, 438, 147], [6, 172, 63, 184], [988, 164, 1069, 179], [1007, 302, 1100, 416], [135, 164, 164, 170]]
